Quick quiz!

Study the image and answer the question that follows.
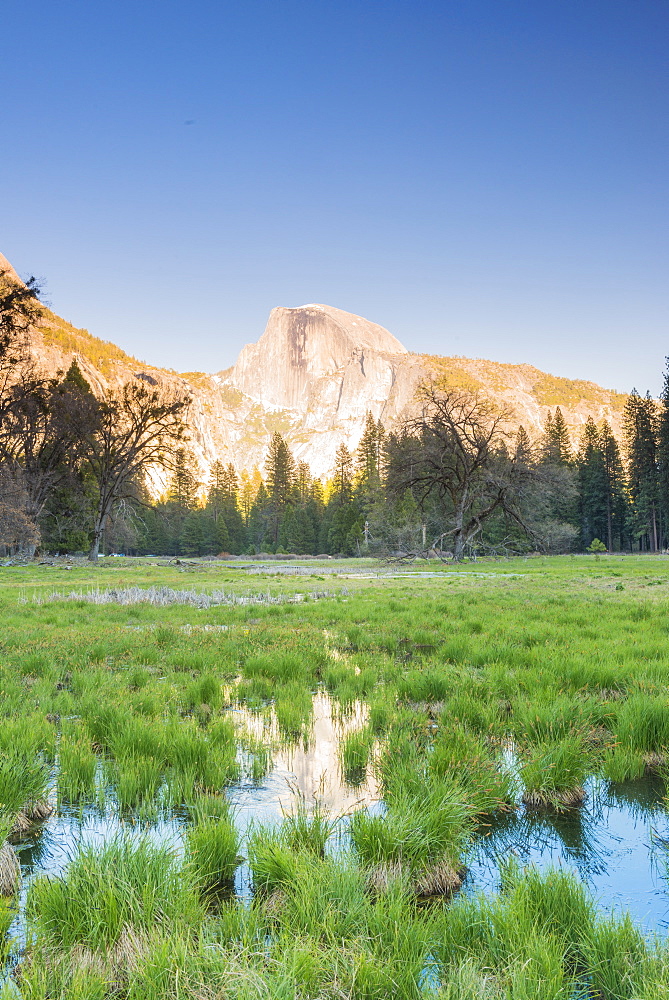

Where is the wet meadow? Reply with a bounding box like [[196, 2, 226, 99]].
[[2, 554, 669, 997]]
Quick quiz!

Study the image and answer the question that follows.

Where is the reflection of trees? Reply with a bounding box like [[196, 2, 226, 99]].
[[471, 803, 612, 881], [15, 830, 48, 876], [605, 776, 665, 822], [470, 775, 669, 890]]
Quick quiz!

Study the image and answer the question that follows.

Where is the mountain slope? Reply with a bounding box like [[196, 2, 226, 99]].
[[1, 252, 628, 480]]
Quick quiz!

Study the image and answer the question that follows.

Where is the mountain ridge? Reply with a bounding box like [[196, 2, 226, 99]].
[[1, 253, 628, 481]]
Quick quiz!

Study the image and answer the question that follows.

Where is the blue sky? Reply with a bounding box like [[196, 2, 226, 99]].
[[2, 0, 667, 393]]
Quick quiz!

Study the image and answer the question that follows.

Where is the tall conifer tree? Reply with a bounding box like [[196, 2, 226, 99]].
[[600, 421, 628, 552], [657, 358, 669, 544], [577, 417, 608, 548], [265, 433, 295, 547], [624, 390, 659, 551]]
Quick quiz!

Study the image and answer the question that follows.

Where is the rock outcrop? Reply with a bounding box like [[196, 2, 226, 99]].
[[231, 304, 407, 409], [0, 252, 22, 284]]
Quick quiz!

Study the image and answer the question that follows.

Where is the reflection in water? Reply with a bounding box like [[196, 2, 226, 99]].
[[473, 799, 613, 880], [606, 775, 666, 819], [468, 775, 669, 933], [6, 703, 669, 959], [228, 692, 380, 830]]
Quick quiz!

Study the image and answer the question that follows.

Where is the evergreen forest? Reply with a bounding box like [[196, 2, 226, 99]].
[[1, 271, 668, 560]]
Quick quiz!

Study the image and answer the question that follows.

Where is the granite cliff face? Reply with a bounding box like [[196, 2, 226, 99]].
[[214, 304, 420, 476], [1, 252, 628, 482], [232, 304, 407, 410]]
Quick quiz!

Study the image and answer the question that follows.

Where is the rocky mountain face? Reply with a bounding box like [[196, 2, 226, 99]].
[[2, 252, 628, 482]]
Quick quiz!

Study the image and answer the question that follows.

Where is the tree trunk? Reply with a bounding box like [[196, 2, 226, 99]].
[[452, 496, 467, 561], [88, 528, 101, 562], [606, 495, 613, 552], [88, 508, 106, 562]]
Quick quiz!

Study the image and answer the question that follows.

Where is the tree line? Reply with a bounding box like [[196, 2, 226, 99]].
[[128, 387, 666, 560], [0, 269, 188, 561], [1, 266, 669, 560]]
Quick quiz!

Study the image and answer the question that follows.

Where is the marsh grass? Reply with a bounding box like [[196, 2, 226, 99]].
[[430, 726, 515, 815], [0, 750, 51, 844], [520, 734, 593, 810], [615, 693, 669, 753], [0, 840, 20, 896], [350, 781, 473, 895], [6, 555, 669, 996], [581, 911, 648, 999], [340, 728, 374, 785], [184, 814, 241, 895], [281, 798, 336, 857], [115, 756, 163, 811], [0, 753, 49, 818], [250, 743, 272, 783], [247, 827, 303, 894], [27, 836, 203, 950], [603, 746, 646, 783], [274, 682, 314, 740], [244, 652, 311, 684]]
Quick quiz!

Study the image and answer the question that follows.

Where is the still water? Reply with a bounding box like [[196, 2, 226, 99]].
[[9, 706, 669, 958]]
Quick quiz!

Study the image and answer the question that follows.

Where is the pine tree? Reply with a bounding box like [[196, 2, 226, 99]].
[[168, 448, 200, 510], [355, 413, 381, 490], [179, 510, 204, 556], [164, 449, 201, 555], [198, 508, 230, 555], [322, 444, 362, 554], [206, 460, 245, 552], [332, 444, 354, 502], [294, 462, 312, 504], [248, 481, 272, 552], [624, 390, 659, 551], [542, 408, 572, 466], [600, 421, 628, 551], [538, 408, 578, 531], [577, 417, 608, 549], [239, 468, 262, 526], [265, 433, 295, 547], [514, 425, 533, 466], [63, 357, 94, 394], [540, 411, 554, 462], [657, 358, 669, 546]]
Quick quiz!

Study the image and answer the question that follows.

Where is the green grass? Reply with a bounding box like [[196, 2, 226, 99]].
[[247, 826, 304, 893], [520, 734, 594, 809], [350, 779, 474, 882], [281, 799, 336, 856], [27, 835, 204, 950], [4, 553, 669, 995], [340, 727, 374, 784], [57, 728, 97, 803], [185, 814, 241, 894], [0, 751, 49, 817]]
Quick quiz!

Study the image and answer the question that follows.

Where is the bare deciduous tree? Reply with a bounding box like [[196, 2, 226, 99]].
[[0, 469, 40, 556], [83, 381, 188, 561], [385, 381, 531, 560]]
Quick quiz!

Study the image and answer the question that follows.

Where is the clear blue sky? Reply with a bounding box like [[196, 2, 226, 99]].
[[2, 0, 667, 393]]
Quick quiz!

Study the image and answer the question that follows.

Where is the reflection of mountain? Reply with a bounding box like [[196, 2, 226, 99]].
[[236, 693, 380, 816], [4, 250, 628, 479]]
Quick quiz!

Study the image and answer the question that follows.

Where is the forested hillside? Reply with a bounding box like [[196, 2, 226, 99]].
[[1, 262, 664, 560]]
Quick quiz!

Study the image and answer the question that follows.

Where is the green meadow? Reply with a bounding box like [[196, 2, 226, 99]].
[[2, 554, 669, 998]]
